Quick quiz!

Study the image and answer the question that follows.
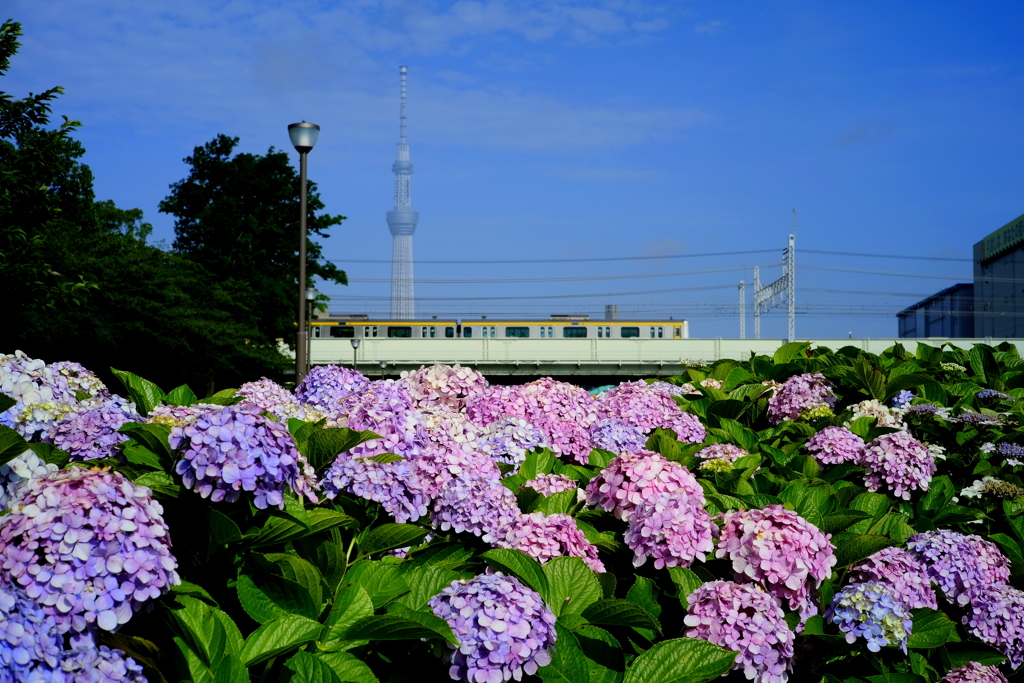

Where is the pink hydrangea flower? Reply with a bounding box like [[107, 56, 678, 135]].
[[523, 473, 577, 496], [767, 373, 836, 424], [861, 431, 936, 500], [624, 489, 715, 569], [805, 426, 865, 465], [584, 451, 704, 521], [401, 363, 489, 411], [716, 505, 836, 620], [497, 512, 604, 573], [684, 581, 794, 683], [941, 662, 1009, 683], [695, 443, 749, 463], [847, 546, 937, 610]]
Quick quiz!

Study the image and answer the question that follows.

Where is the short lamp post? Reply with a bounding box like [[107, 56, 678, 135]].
[[350, 338, 360, 371], [305, 287, 318, 377], [380, 360, 387, 380], [288, 120, 320, 385]]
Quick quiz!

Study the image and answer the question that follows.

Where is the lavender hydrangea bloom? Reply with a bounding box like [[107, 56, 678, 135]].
[[431, 471, 521, 544], [954, 410, 1005, 425], [977, 389, 1012, 401], [415, 407, 497, 496], [0, 350, 78, 437], [584, 451, 704, 521], [684, 581, 794, 683], [805, 426, 865, 465], [663, 411, 706, 444], [49, 360, 109, 400], [861, 431, 936, 500], [0, 449, 57, 512], [295, 364, 368, 409], [941, 662, 1010, 683], [62, 635, 146, 683], [401, 363, 489, 411], [826, 582, 913, 653], [847, 547, 937, 610], [766, 373, 836, 424], [716, 505, 836, 620], [538, 417, 592, 464], [891, 390, 915, 408], [523, 473, 577, 496], [0, 582, 64, 680], [236, 377, 325, 422], [906, 530, 1010, 605], [466, 379, 597, 433], [695, 442, 749, 463], [44, 397, 140, 462], [963, 584, 1024, 670], [429, 573, 557, 683], [625, 489, 715, 569], [0, 467, 179, 635], [146, 402, 223, 428], [498, 512, 605, 572], [478, 417, 548, 467], [588, 418, 647, 453], [648, 381, 688, 397], [996, 442, 1024, 467], [323, 453, 430, 523], [170, 406, 318, 509], [596, 381, 695, 436]]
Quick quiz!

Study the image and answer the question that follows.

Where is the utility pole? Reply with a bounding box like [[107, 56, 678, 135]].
[[739, 280, 746, 339], [753, 231, 796, 343]]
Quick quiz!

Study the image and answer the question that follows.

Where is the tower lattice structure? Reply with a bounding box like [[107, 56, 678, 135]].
[[387, 65, 419, 319]]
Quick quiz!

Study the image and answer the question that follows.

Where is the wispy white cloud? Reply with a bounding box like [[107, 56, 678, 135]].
[[693, 19, 726, 36]]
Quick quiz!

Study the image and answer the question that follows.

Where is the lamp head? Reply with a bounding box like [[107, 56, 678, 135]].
[[379, 361, 387, 369], [288, 121, 320, 153], [350, 338, 361, 349], [305, 287, 318, 301]]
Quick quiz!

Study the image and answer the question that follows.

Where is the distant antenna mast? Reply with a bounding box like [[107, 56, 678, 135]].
[[753, 231, 796, 342], [738, 280, 746, 339]]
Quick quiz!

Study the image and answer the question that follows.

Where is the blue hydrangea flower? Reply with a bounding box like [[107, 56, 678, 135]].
[[891, 390, 915, 408], [478, 416, 547, 467], [429, 573, 557, 683], [295, 364, 368, 409], [0, 582, 64, 680], [588, 418, 647, 453], [826, 582, 913, 653], [431, 471, 520, 544], [44, 397, 140, 462]]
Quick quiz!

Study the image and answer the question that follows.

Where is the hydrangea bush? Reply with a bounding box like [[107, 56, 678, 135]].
[[1, 340, 1024, 682]]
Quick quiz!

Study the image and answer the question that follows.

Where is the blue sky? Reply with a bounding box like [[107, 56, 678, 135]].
[[6, 1, 1024, 339]]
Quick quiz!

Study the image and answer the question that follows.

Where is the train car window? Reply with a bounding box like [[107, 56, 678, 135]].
[[597, 327, 603, 338], [489, 326, 496, 338], [464, 327, 473, 338], [430, 327, 436, 338], [371, 326, 378, 338], [649, 327, 655, 338], [606, 326, 611, 338], [621, 327, 639, 338], [505, 327, 530, 338], [674, 326, 681, 338], [563, 326, 587, 338], [548, 326, 554, 338], [658, 326, 664, 338], [313, 327, 321, 338], [446, 327, 454, 338], [421, 327, 428, 338], [540, 327, 546, 338], [388, 327, 412, 338], [330, 326, 354, 338]]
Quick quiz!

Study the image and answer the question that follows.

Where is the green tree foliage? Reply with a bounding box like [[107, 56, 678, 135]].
[[160, 134, 347, 347]]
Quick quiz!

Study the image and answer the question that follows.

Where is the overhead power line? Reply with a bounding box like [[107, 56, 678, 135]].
[[327, 284, 737, 302], [346, 264, 772, 285]]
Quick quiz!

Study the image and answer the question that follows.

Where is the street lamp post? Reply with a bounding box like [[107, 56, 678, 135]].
[[288, 120, 320, 385], [305, 287, 318, 377], [350, 338, 360, 371], [380, 360, 387, 380]]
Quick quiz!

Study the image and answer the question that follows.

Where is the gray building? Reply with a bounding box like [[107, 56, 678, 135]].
[[973, 211, 1024, 337], [897, 283, 974, 338]]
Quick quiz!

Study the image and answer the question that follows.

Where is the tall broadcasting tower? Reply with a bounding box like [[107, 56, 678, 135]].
[[387, 66, 418, 319]]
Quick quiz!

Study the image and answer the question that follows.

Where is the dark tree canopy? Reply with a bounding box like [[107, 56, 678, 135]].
[[160, 134, 347, 346]]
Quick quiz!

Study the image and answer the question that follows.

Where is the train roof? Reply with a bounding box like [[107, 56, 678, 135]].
[[318, 316, 687, 324]]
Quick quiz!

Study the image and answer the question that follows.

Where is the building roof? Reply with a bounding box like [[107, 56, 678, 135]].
[[897, 282, 973, 317]]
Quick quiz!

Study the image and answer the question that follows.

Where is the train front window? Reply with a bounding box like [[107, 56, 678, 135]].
[[505, 327, 530, 338], [621, 327, 639, 338], [388, 326, 412, 338], [446, 327, 454, 338], [563, 326, 587, 338], [329, 326, 354, 339]]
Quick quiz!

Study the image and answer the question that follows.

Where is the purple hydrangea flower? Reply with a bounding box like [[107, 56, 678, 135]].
[[497, 512, 605, 573], [584, 451, 704, 521], [236, 377, 326, 422], [295, 364, 368, 409], [146, 402, 223, 428], [806, 426, 865, 465], [662, 411, 706, 444], [429, 573, 557, 683], [523, 473, 577, 497], [170, 405, 318, 509], [414, 407, 497, 496], [684, 581, 794, 683], [431, 471, 521, 544], [49, 360, 109, 401], [963, 584, 1024, 670], [401, 364, 489, 411], [0, 467, 179, 635], [0, 350, 78, 437], [891, 390, 915, 408], [954, 410, 1005, 425], [996, 442, 1024, 467], [0, 449, 57, 512], [466, 379, 597, 433], [861, 431, 936, 500], [648, 381, 688, 397], [766, 373, 836, 424], [977, 389, 1011, 401], [941, 662, 1010, 683], [847, 546, 937, 610], [61, 632, 146, 682], [715, 505, 836, 620], [478, 417, 548, 468], [695, 442, 749, 463], [588, 418, 647, 454], [0, 582, 64, 679], [596, 381, 695, 435], [537, 417, 592, 465], [826, 582, 913, 653], [624, 489, 715, 570], [323, 453, 430, 523], [44, 397, 141, 462], [906, 530, 1010, 606]]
